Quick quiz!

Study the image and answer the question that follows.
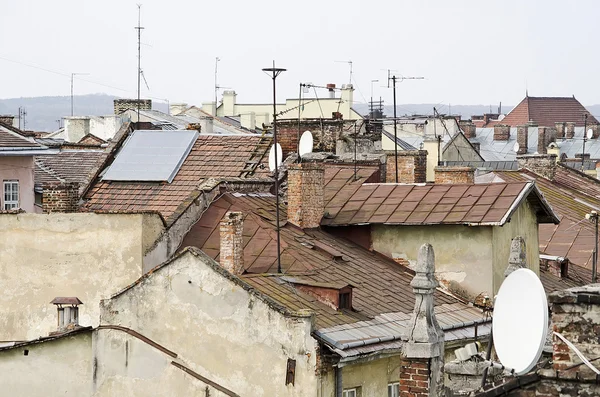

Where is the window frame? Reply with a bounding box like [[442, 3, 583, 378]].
[[388, 382, 400, 397], [3, 180, 19, 210], [342, 389, 357, 397]]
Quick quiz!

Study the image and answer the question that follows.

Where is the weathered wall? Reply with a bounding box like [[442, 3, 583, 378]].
[[0, 156, 35, 212], [0, 331, 93, 395], [100, 250, 319, 397], [491, 201, 540, 293], [441, 133, 482, 162], [0, 213, 163, 340], [372, 224, 494, 300]]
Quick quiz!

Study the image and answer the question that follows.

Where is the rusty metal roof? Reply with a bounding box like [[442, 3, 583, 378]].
[[50, 297, 83, 305], [322, 181, 559, 227]]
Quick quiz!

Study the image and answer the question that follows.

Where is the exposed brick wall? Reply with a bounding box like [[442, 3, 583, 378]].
[[517, 125, 529, 155], [219, 211, 244, 275], [537, 127, 548, 154], [493, 124, 510, 141], [459, 121, 476, 139], [42, 182, 80, 213], [287, 163, 324, 229], [517, 154, 557, 180], [385, 150, 427, 183], [434, 166, 474, 184], [400, 358, 432, 397], [555, 122, 565, 139], [114, 99, 152, 115], [565, 122, 576, 139], [275, 119, 346, 158]]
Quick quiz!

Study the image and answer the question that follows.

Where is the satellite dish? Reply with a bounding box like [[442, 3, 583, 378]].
[[513, 142, 520, 153], [268, 143, 283, 172], [299, 131, 314, 157], [587, 129, 594, 140], [492, 268, 548, 375]]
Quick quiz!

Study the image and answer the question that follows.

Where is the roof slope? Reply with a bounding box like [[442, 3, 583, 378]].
[[0, 123, 45, 149], [35, 150, 107, 193], [500, 96, 598, 127], [322, 182, 558, 227], [324, 164, 380, 208], [84, 134, 272, 225]]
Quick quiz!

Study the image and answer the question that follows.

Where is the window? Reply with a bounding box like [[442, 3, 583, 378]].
[[343, 389, 357, 397], [339, 292, 351, 309], [3, 180, 19, 210], [388, 382, 400, 397]]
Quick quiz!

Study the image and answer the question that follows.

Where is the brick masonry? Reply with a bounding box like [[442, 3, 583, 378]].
[[434, 166, 475, 184], [275, 119, 347, 158], [517, 125, 529, 155], [555, 122, 565, 139], [517, 154, 557, 180], [493, 124, 510, 141], [459, 121, 476, 139], [219, 211, 244, 275], [400, 358, 431, 397], [113, 99, 152, 115], [565, 122, 576, 139], [385, 150, 427, 183], [42, 182, 80, 213], [287, 163, 324, 229]]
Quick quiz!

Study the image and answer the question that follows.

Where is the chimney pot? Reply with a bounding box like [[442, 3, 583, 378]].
[[219, 211, 245, 275], [287, 163, 324, 229], [50, 297, 83, 334]]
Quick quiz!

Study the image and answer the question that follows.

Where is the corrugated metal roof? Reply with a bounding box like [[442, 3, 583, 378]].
[[444, 161, 519, 170]]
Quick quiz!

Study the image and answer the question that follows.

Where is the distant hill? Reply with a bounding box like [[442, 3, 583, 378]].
[[0, 94, 167, 132]]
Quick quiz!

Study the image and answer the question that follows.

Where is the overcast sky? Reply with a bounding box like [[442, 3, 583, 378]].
[[1, 0, 598, 108]]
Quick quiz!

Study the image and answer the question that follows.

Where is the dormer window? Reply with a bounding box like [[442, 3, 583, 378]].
[[338, 286, 353, 310]]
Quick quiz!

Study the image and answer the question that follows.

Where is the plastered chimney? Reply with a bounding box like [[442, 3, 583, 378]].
[[219, 211, 245, 275], [241, 112, 256, 130], [202, 102, 217, 117], [222, 90, 237, 116], [287, 163, 324, 229]]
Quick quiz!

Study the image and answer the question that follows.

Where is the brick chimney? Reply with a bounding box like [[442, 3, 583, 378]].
[[287, 163, 324, 229], [589, 123, 600, 139], [401, 244, 444, 397], [42, 182, 80, 213], [537, 127, 548, 154], [565, 122, 576, 139], [434, 166, 475, 184], [493, 124, 510, 141], [517, 154, 558, 180], [219, 211, 245, 275], [459, 120, 476, 139], [113, 99, 151, 115], [0, 115, 15, 126], [555, 122, 565, 139], [385, 150, 427, 184], [516, 125, 529, 155], [540, 255, 569, 278]]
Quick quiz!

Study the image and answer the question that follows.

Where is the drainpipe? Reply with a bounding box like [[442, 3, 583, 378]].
[[335, 366, 343, 397]]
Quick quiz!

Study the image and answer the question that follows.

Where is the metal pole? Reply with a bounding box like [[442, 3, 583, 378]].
[[70, 73, 74, 117], [393, 75, 398, 183], [594, 214, 598, 283], [583, 113, 588, 171], [480, 331, 494, 388], [354, 122, 358, 181], [135, 4, 144, 123], [297, 83, 302, 163]]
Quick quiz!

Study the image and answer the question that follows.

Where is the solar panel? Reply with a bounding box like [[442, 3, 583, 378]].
[[103, 129, 198, 183]]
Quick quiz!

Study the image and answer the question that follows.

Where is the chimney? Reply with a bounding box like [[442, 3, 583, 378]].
[[565, 122, 576, 139], [199, 116, 214, 134], [326, 83, 336, 99], [202, 101, 217, 116], [537, 126, 548, 154], [434, 166, 475, 184], [50, 297, 83, 335], [169, 103, 188, 115], [222, 90, 237, 116], [240, 112, 256, 130], [340, 84, 354, 120], [287, 163, 324, 229], [555, 122, 565, 139], [516, 125, 529, 155], [113, 99, 152, 115], [423, 138, 439, 182], [42, 182, 80, 213], [401, 244, 445, 397], [219, 211, 245, 275], [459, 120, 476, 139], [385, 150, 427, 184], [596, 162, 600, 180], [589, 123, 600, 139], [64, 117, 91, 143], [540, 255, 569, 279], [517, 154, 557, 180], [493, 124, 510, 141], [0, 115, 15, 127]]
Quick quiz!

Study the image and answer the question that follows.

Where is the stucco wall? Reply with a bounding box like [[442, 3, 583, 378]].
[[0, 213, 162, 340], [442, 133, 482, 162], [372, 224, 494, 299], [0, 331, 93, 395], [491, 200, 540, 294], [0, 156, 35, 212], [100, 250, 319, 397]]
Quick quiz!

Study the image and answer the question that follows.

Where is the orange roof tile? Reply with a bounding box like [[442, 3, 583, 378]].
[[500, 96, 598, 127]]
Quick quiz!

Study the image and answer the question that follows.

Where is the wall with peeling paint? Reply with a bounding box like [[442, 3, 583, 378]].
[[99, 249, 319, 397], [0, 212, 164, 341]]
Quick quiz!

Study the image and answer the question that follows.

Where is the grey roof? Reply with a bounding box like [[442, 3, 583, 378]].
[[473, 127, 600, 161], [136, 109, 250, 135], [444, 161, 519, 170], [564, 160, 597, 171], [103, 129, 198, 183]]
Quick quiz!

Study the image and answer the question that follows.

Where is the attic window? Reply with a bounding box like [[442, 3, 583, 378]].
[[339, 291, 352, 310]]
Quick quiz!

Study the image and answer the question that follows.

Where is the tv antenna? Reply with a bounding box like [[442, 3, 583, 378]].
[[18, 107, 27, 130], [335, 60, 353, 84], [214, 57, 220, 106], [135, 4, 145, 121]]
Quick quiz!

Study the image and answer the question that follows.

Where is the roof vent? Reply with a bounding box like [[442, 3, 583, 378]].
[[50, 297, 83, 335]]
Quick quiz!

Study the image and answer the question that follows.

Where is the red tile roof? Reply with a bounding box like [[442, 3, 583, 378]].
[[84, 134, 272, 225], [500, 96, 598, 127], [321, 182, 558, 227], [324, 164, 381, 209], [35, 150, 108, 194], [179, 193, 462, 329]]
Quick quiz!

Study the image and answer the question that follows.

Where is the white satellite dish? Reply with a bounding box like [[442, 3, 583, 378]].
[[268, 143, 283, 172], [299, 130, 314, 157], [513, 142, 520, 153], [492, 268, 548, 375], [587, 128, 594, 140]]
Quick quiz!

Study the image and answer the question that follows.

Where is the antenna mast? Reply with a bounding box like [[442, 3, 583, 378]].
[[335, 60, 353, 84], [214, 57, 220, 107], [135, 4, 145, 122]]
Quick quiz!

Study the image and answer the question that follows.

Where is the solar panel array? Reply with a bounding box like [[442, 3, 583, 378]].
[[103, 130, 199, 183]]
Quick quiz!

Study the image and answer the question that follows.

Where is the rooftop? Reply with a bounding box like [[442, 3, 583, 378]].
[[499, 96, 598, 127], [35, 149, 107, 194], [0, 123, 48, 151]]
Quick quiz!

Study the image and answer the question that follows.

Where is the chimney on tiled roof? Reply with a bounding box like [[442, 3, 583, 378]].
[[401, 244, 444, 397], [459, 120, 476, 139], [219, 211, 245, 276], [241, 112, 256, 130], [222, 90, 237, 117], [42, 182, 80, 213], [555, 122, 566, 139], [565, 122, 576, 139], [385, 150, 427, 184], [493, 124, 510, 141], [50, 297, 83, 335], [287, 163, 324, 229], [516, 125, 529, 155], [517, 154, 557, 180], [540, 255, 569, 279], [169, 103, 187, 116], [434, 166, 474, 184], [200, 115, 214, 134]]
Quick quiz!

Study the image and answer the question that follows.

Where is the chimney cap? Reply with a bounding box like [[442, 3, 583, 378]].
[[50, 297, 83, 306]]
